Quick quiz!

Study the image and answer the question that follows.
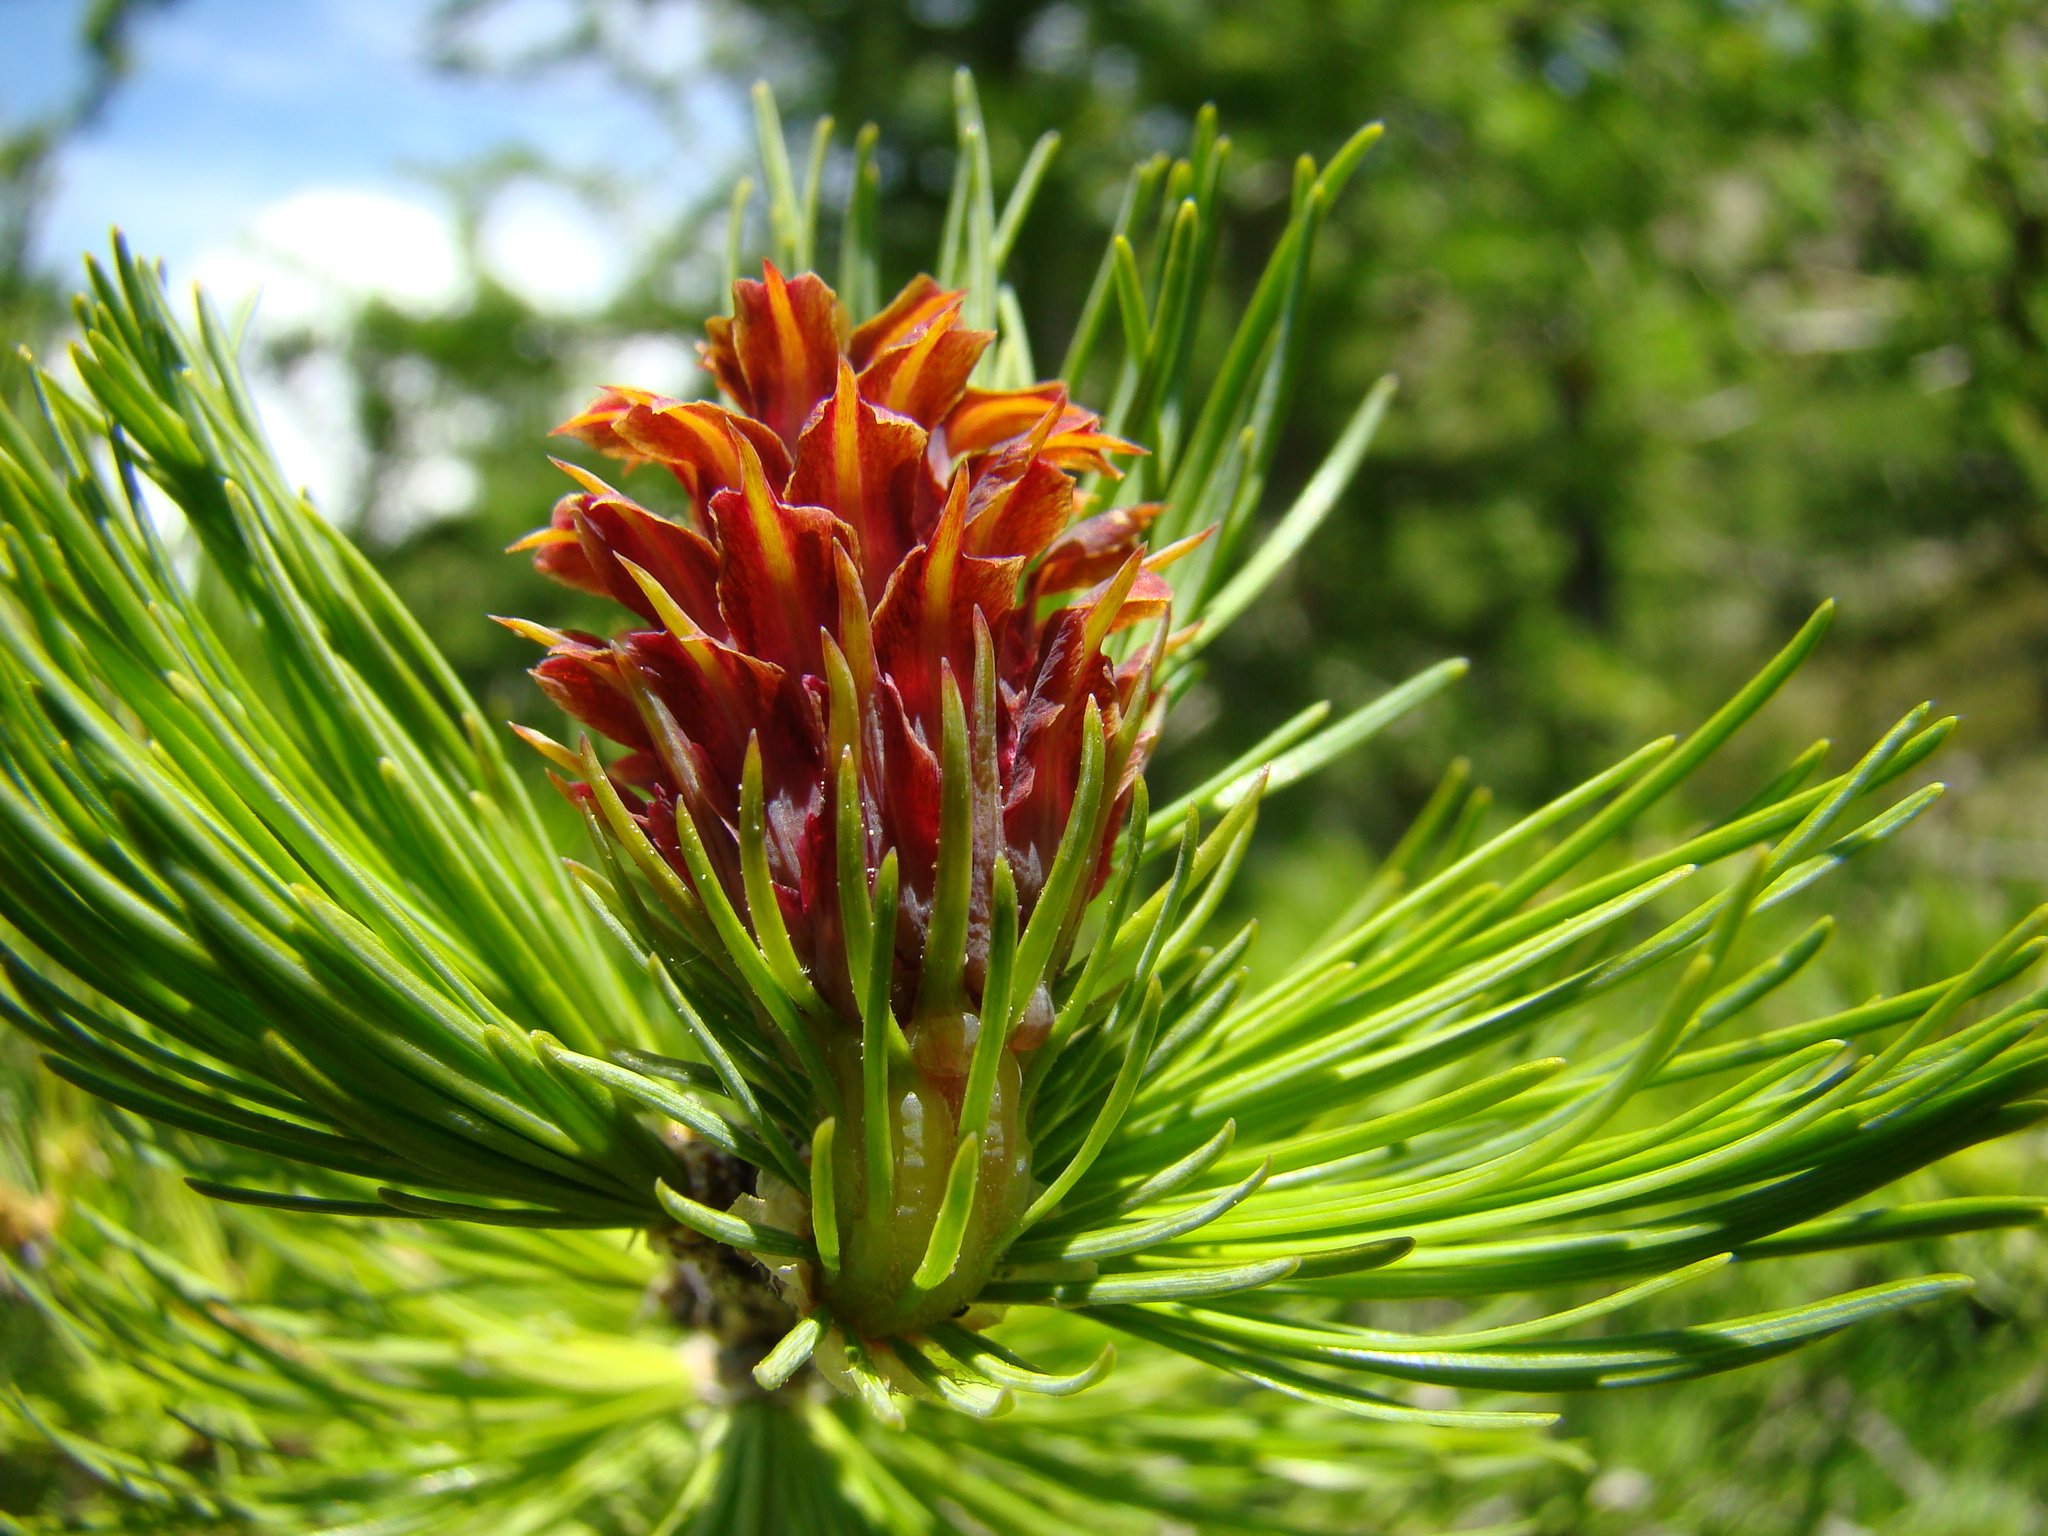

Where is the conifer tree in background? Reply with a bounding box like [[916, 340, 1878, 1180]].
[[1, 1, 172, 362], [3, 77, 2046, 1534], [428, 0, 2048, 840]]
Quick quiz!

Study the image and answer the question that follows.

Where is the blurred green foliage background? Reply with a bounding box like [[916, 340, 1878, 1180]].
[[5, 1, 2046, 1530]]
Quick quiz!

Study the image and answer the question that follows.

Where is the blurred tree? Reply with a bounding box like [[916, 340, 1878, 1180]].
[[1, 0, 176, 347], [413, 0, 2048, 869]]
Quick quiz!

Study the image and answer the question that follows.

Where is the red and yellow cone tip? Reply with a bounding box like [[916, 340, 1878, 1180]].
[[511, 266, 1166, 1047]]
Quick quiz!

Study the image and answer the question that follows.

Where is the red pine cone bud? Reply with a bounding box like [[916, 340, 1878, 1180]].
[[509, 264, 1190, 1122]]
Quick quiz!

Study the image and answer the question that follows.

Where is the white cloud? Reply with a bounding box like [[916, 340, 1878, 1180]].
[[188, 186, 468, 333], [594, 333, 703, 397], [245, 349, 366, 516], [479, 181, 626, 315], [170, 186, 470, 522]]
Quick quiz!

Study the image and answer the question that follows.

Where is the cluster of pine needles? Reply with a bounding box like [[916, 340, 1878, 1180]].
[[2, 74, 2044, 1534]]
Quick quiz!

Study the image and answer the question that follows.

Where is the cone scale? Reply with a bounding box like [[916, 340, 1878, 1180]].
[[511, 265, 1189, 1339]]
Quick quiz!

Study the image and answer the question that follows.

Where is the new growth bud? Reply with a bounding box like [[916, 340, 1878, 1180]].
[[512, 266, 1185, 1336]]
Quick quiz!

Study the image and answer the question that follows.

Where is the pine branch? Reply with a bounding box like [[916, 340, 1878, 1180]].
[[2, 70, 2043, 1534]]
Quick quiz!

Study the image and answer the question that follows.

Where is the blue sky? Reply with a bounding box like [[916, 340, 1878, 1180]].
[[5, 0, 744, 290], [4, 0, 753, 518]]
